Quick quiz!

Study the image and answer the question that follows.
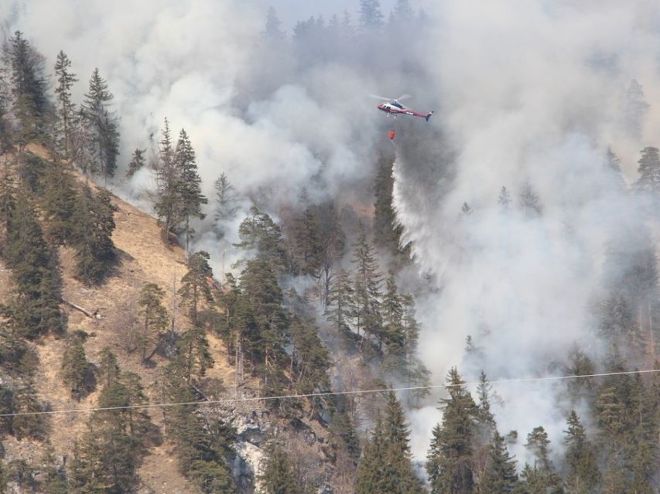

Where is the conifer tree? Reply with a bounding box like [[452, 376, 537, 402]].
[[518, 182, 543, 218], [291, 207, 324, 277], [154, 118, 183, 241], [4, 193, 63, 338], [4, 31, 49, 150], [71, 185, 117, 284], [351, 230, 382, 344], [42, 162, 78, 245], [71, 352, 152, 493], [290, 315, 331, 415], [237, 206, 289, 273], [373, 155, 409, 260], [61, 336, 94, 400], [259, 441, 303, 494], [0, 173, 16, 247], [563, 411, 600, 494], [239, 258, 289, 395], [498, 186, 511, 210], [161, 356, 236, 492], [426, 368, 477, 494], [635, 146, 660, 193], [175, 129, 207, 253], [356, 416, 386, 494], [137, 282, 169, 362], [325, 268, 355, 336], [521, 426, 564, 494], [213, 172, 239, 238], [480, 431, 519, 493], [53, 50, 77, 161], [126, 147, 145, 178], [81, 68, 119, 179], [359, 0, 384, 29], [179, 251, 214, 327]]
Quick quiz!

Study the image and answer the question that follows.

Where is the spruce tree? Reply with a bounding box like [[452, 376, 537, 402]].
[[137, 282, 168, 362], [521, 426, 564, 494], [5, 31, 49, 149], [175, 129, 207, 253], [42, 162, 78, 245], [325, 268, 355, 337], [563, 411, 600, 494], [518, 182, 543, 218], [480, 431, 519, 493], [71, 185, 117, 284], [213, 172, 239, 239], [426, 368, 477, 494], [81, 68, 119, 179], [359, 0, 385, 29], [126, 148, 145, 178], [61, 336, 94, 400], [161, 356, 236, 493], [259, 441, 303, 494], [351, 230, 382, 345], [53, 50, 77, 161], [635, 146, 660, 193], [179, 251, 213, 327], [290, 207, 323, 277], [237, 206, 289, 273], [4, 193, 64, 338], [498, 186, 511, 211], [356, 417, 386, 494], [154, 118, 183, 241]]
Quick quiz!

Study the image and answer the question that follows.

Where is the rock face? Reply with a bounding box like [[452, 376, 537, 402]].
[[231, 409, 271, 493]]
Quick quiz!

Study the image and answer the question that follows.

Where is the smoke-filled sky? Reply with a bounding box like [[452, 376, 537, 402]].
[[3, 0, 660, 464]]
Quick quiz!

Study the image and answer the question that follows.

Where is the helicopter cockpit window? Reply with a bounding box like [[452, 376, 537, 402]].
[[392, 101, 404, 109]]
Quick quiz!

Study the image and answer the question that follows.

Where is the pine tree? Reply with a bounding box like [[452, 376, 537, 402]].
[[179, 251, 213, 327], [71, 352, 152, 493], [379, 391, 423, 493], [4, 31, 49, 150], [426, 368, 477, 494], [381, 273, 405, 354], [154, 118, 183, 241], [356, 417, 386, 494], [213, 172, 239, 238], [126, 147, 145, 178], [290, 315, 331, 415], [498, 186, 511, 210], [61, 336, 94, 400], [137, 282, 168, 362], [480, 431, 519, 493], [291, 207, 323, 277], [81, 68, 119, 179], [42, 162, 78, 245], [71, 185, 117, 284], [237, 206, 289, 273], [53, 50, 77, 161], [259, 441, 303, 494], [373, 154, 409, 260], [518, 182, 542, 217], [175, 129, 207, 253], [239, 258, 289, 396], [359, 0, 384, 29], [563, 411, 600, 494], [325, 268, 355, 336], [351, 230, 382, 345], [4, 193, 64, 338], [161, 357, 236, 493], [0, 172, 16, 247], [521, 426, 564, 494], [635, 146, 660, 193]]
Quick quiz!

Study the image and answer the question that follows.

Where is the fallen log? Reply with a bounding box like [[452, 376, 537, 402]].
[[61, 299, 98, 319]]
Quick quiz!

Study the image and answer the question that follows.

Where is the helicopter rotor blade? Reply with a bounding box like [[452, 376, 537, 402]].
[[369, 94, 395, 101], [396, 94, 412, 101]]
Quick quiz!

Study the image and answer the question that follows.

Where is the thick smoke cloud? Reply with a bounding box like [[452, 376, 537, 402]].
[[394, 0, 660, 460], [3, 0, 660, 465]]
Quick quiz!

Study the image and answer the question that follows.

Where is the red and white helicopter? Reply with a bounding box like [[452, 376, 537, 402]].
[[372, 94, 434, 122]]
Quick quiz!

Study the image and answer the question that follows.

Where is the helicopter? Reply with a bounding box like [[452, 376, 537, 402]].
[[372, 94, 434, 121]]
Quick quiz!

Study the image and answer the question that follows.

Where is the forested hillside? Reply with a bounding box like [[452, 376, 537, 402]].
[[0, 1, 659, 493]]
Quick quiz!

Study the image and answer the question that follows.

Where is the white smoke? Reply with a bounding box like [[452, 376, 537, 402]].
[[4, 0, 660, 467]]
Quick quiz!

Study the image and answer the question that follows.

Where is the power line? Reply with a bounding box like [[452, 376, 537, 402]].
[[1, 368, 657, 418]]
